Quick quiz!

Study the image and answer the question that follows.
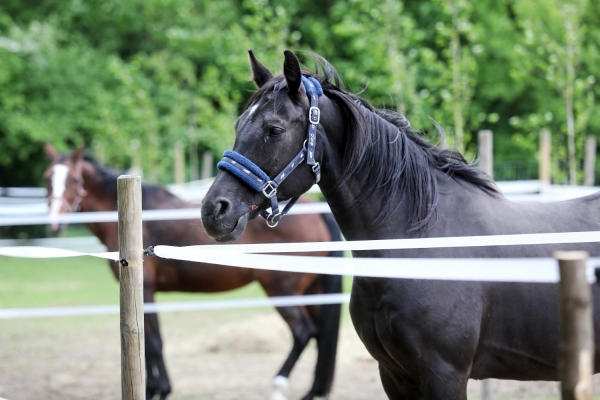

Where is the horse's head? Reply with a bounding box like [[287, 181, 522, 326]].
[[43, 143, 88, 233], [202, 51, 324, 241]]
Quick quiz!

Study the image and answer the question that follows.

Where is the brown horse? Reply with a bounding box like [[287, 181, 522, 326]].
[[43, 143, 343, 400]]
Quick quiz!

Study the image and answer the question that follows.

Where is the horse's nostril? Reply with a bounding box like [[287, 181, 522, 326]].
[[216, 197, 232, 218]]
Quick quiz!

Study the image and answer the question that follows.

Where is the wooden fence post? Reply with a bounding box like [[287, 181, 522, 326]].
[[478, 130, 493, 179], [584, 136, 596, 186], [539, 129, 551, 193], [478, 129, 494, 400], [118, 175, 146, 400], [174, 141, 185, 184], [188, 138, 199, 182], [555, 251, 593, 400], [201, 151, 214, 180]]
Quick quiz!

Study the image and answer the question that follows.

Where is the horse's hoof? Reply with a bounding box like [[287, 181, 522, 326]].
[[268, 376, 290, 400], [146, 389, 157, 400], [301, 390, 327, 400], [268, 391, 288, 400]]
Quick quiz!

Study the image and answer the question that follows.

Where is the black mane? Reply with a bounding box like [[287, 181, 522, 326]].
[[248, 54, 500, 231]]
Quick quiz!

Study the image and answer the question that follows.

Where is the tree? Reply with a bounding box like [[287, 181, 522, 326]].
[[515, 0, 596, 184]]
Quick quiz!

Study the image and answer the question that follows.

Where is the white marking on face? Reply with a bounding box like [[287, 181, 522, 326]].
[[248, 103, 259, 116], [49, 164, 69, 227]]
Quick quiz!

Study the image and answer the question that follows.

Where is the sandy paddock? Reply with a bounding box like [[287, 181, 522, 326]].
[[1, 307, 599, 400]]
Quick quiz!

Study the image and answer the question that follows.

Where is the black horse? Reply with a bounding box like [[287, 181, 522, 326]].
[[200, 50, 600, 399]]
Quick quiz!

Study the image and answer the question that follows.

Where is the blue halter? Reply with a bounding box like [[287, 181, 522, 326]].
[[217, 76, 323, 227]]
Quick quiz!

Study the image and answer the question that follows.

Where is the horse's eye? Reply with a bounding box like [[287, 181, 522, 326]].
[[269, 127, 285, 137]]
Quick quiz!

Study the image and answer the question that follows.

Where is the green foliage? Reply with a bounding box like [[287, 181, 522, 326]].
[[0, 0, 598, 187]]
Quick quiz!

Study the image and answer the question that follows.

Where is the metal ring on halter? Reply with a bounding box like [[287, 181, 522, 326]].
[[266, 213, 282, 228], [303, 140, 308, 150], [312, 162, 320, 173]]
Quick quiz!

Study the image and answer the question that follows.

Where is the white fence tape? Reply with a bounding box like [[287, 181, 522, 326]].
[[2, 231, 599, 259], [0, 203, 332, 226], [2, 181, 599, 224], [155, 231, 600, 254], [2, 232, 599, 319], [154, 250, 599, 283], [0, 293, 351, 320], [0, 236, 107, 253], [1, 246, 598, 284], [0, 187, 46, 197], [0, 246, 118, 260]]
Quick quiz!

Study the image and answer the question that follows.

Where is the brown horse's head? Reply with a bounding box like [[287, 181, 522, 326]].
[[43, 143, 88, 233]]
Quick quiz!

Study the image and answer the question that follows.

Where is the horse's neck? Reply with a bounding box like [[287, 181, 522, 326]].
[[318, 98, 412, 239], [321, 168, 499, 241], [317, 95, 500, 240], [78, 164, 120, 249], [79, 166, 117, 212]]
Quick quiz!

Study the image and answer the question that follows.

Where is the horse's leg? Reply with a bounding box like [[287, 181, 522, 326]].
[[300, 275, 342, 400], [257, 273, 319, 400], [378, 358, 469, 400], [269, 305, 317, 400], [378, 364, 419, 399], [144, 283, 172, 400], [421, 356, 469, 400], [351, 279, 475, 400]]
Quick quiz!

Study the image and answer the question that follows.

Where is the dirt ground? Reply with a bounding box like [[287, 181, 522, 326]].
[[1, 307, 600, 400]]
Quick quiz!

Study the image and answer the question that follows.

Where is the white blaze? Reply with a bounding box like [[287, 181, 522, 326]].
[[49, 164, 69, 229], [248, 103, 259, 116]]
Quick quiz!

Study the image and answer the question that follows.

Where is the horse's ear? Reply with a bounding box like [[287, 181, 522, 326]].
[[44, 143, 58, 161], [71, 145, 85, 162], [248, 50, 272, 88], [283, 50, 302, 96]]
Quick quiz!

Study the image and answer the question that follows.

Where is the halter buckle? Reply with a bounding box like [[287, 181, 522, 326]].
[[309, 107, 320, 125], [312, 162, 321, 184], [262, 182, 277, 198]]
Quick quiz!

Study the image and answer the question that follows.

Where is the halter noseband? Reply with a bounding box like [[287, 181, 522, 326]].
[[217, 76, 323, 227]]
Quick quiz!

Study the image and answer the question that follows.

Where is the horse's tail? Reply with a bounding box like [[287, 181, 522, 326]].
[[311, 212, 343, 396]]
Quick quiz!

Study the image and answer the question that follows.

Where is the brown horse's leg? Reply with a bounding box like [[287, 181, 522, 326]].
[[270, 305, 317, 399], [258, 273, 318, 400], [144, 282, 172, 400], [301, 274, 342, 400]]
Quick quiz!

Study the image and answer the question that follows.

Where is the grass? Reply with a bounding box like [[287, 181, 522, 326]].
[[0, 256, 119, 308], [0, 255, 353, 309]]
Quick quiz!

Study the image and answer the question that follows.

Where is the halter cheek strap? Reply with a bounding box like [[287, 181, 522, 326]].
[[217, 76, 323, 227]]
